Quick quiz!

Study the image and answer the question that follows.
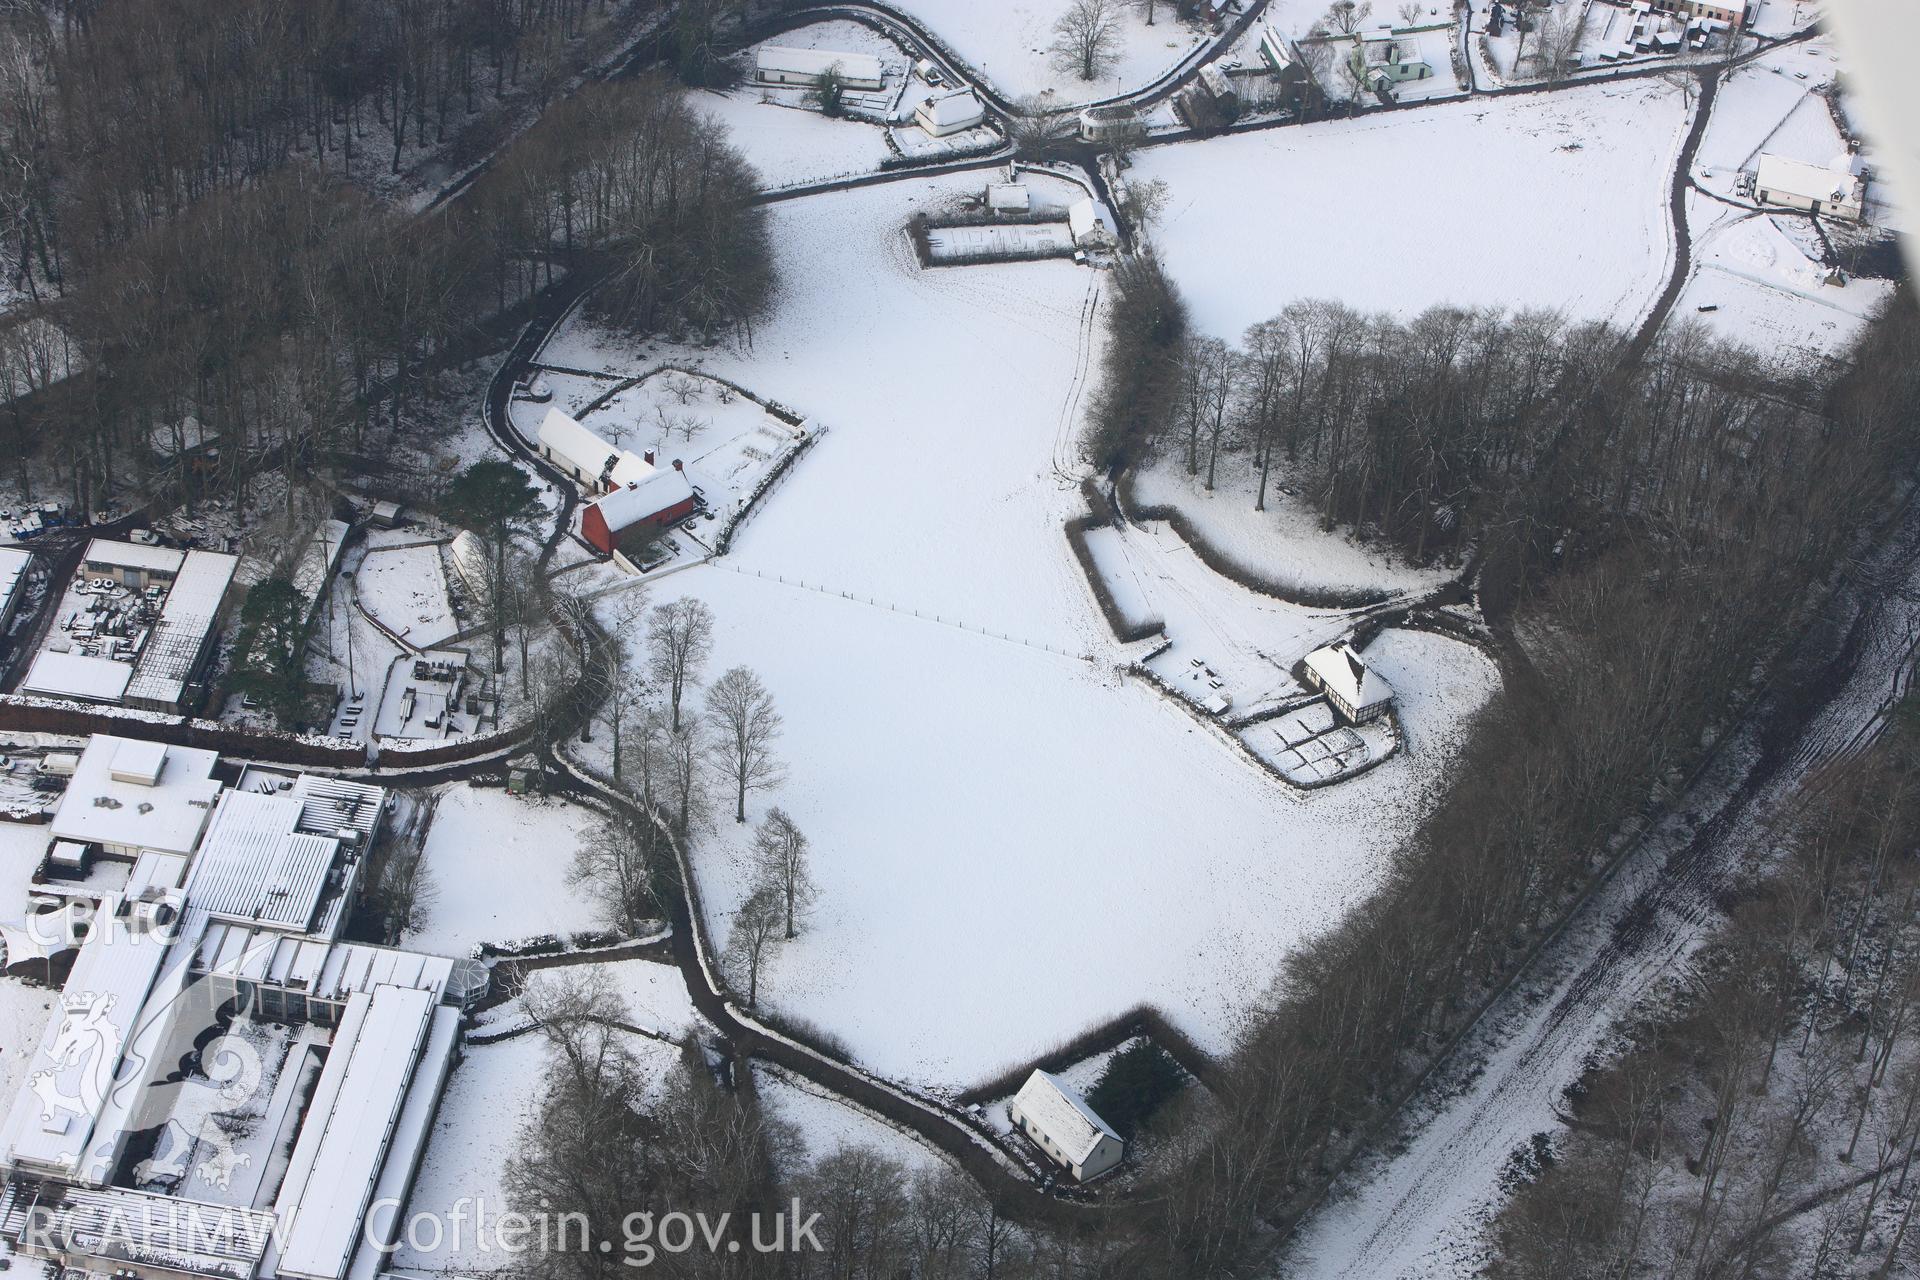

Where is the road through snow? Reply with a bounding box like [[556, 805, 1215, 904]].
[[1280, 487, 1920, 1279]]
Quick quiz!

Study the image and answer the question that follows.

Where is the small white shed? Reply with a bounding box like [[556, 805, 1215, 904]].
[[1008, 1070, 1125, 1182], [987, 183, 1031, 214]]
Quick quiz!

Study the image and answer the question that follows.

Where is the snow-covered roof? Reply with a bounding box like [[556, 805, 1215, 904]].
[[343, 1004, 461, 1280], [590, 467, 698, 534], [184, 788, 361, 936], [1012, 1070, 1120, 1167], [0, 1182, 275, 1279], [536, 407, 618, 478], [1305, 641, 1394, 712], [1756, 151, 1866, 206], [1068, 197, 1116, 243], [608, 449, 656, 488], [109, 737, 169, 785], [21, 650, 133, 703], [271, 984, 436, 1280], [987, 183, 1032, 212], [0, 546, 30, 618], [82, 538, 184, 577], [0, 893, 178, 1178], [755, 44, 884, 83], [192, 922, 455, 1007], [48, 735, 222, 856], [917, 89, 985, 130], [1260, 24, 1297, 67]]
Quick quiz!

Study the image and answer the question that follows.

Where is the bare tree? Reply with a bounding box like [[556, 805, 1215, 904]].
[[704, 665, 785, 823], [569, 805, 663, 934], [646, 598, 715, 731], [664, 721, 709, 833], [1051, 0, 1124, 82], [1323, 0, 1372, 35], [1119, 177, 1170, 244], [727, 883, 784, 1007], [753, 807, 816, 939], [1132, 0, 1160, 25]]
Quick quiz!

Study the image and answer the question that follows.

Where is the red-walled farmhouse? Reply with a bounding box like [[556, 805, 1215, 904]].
[[582, 461, 699, 554]]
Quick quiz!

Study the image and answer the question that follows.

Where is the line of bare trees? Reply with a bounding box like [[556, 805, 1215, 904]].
[[1073, 273, 1920, 1272], [566, 592, 819, 1011], [1496, 696, 1920, 1278], [507, 969, 1101, 1279]]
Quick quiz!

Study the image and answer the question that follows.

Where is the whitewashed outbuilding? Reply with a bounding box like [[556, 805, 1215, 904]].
[[1755, 152, 1868, 221], [915, 89, 985, 137], [536, 407, 619, 488], [1067, 197, 1117, 248], [987, 183, 1031, 214], [1008, 1070, 1125, 1182], [755, 45, 885, 91]]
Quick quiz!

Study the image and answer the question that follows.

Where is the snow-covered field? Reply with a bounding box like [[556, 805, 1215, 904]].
[[552, 172, 1502, 1091], [1675, 199, 1892, 357], [1133, 78, 1690, 340], [402, 785, 609, 957], [356, 541, 456, 646], [1694, 40, 1846, 193], [891, 0, 1205, 104], [695, 90, 895, 190]]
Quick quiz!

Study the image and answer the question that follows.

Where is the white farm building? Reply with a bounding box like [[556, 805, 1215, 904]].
[[755, 44, 885, 91], [535, 406, 654, 496], [1068, 197, 1118, 248], [1755, 152, 1868, 222], [1008, 1070, 1125, 1182], [915, 89, 985, 136], [1303, 640, 1395, 724]]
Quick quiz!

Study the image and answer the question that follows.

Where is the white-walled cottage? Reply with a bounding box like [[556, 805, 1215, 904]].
[[1008, 1070, 1125, 1182], [755, 45, 885, 91], [915, 89, 985, 137]]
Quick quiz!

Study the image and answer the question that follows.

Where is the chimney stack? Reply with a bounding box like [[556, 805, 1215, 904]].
[[644, 449, 655, 465]]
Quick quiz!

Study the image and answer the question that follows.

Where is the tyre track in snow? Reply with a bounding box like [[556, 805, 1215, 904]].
[[1280, 483, 1920, 1278], [1052, 275, 1102, 488]]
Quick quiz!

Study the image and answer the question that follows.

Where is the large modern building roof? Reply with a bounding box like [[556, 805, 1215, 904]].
[[270, 984, 436, 1280], [20, 650, 134, 704], [0, 895, 179, 1179], [47, 735, 223, 857], [125, 550, 238, 707], [0, 546, 31, 619]]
